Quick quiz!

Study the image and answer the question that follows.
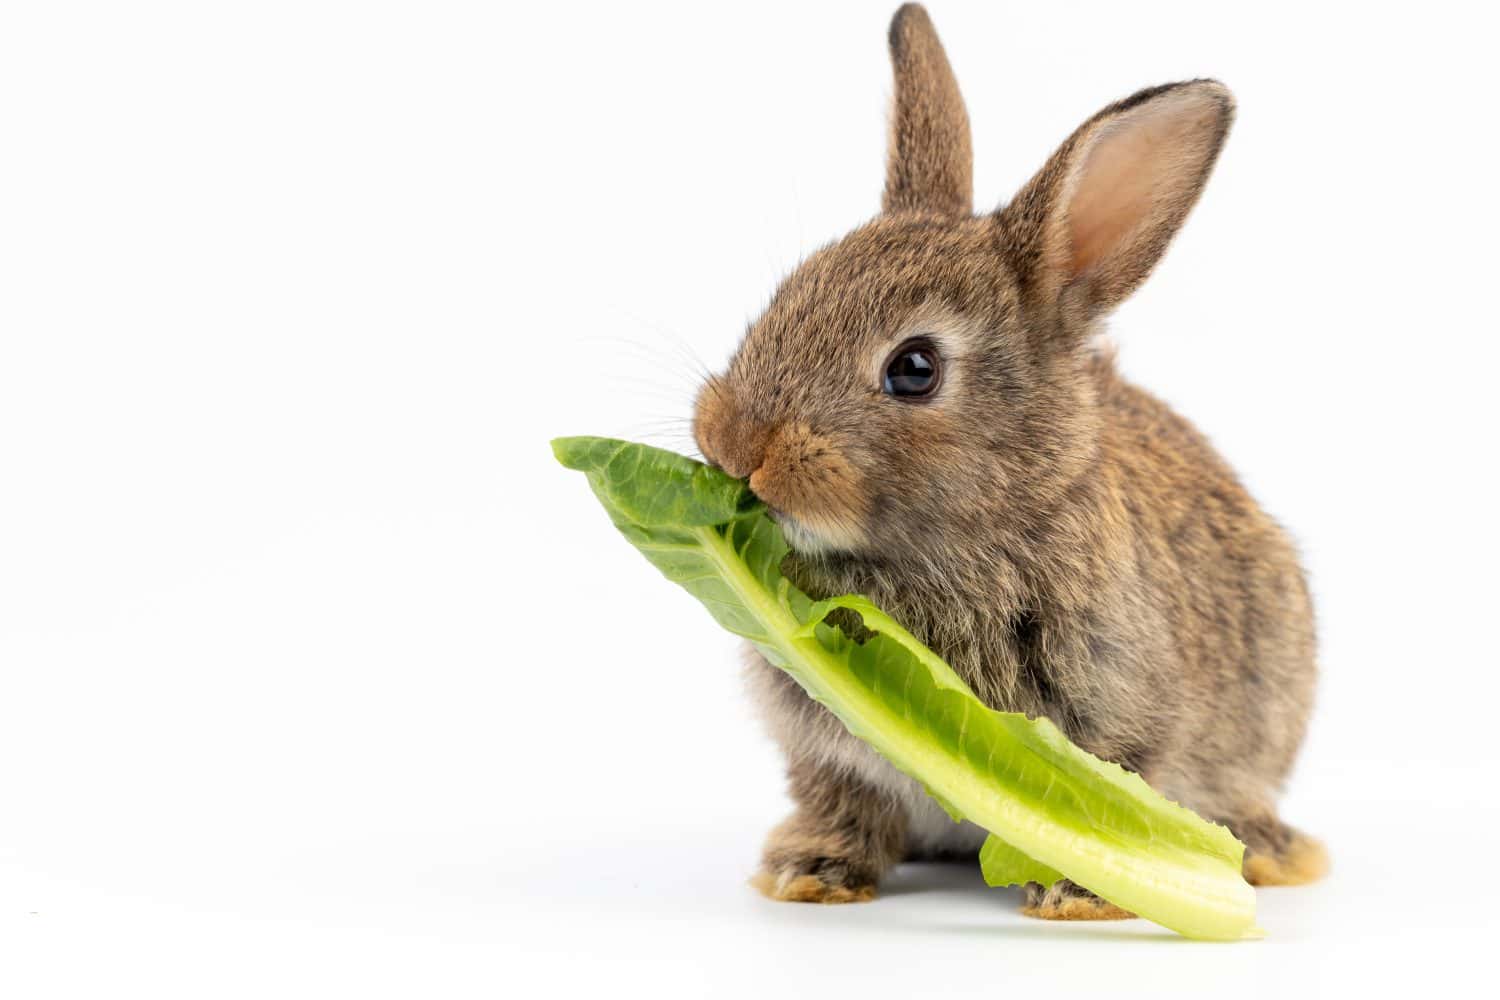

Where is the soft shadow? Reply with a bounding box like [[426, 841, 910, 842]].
[[896, 919, 1190, 944], [866, 861, 1206, 944], [878, 859, 1000, 898]]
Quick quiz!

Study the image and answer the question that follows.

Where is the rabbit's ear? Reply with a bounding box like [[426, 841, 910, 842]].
[[882, 4, 972, 218], [1000, 81, 1234, 317]]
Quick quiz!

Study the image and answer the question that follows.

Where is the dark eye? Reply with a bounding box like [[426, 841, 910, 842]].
[[882, 339, 941, 398]]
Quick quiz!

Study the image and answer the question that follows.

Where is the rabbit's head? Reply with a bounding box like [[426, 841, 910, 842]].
[[694, 4, 1232, 576]]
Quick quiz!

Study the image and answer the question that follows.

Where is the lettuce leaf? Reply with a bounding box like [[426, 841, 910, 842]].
[[553, 435, 1257, 941]]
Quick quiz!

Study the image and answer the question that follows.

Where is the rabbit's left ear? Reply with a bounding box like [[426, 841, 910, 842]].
[[1000, 80, 1235, 318], [883, 4, 972, 218]]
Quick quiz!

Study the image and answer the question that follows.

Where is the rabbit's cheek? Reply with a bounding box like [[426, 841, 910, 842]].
[[747, 423, 869, 553]]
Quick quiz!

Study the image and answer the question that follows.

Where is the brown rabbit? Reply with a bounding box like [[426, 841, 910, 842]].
[[692, 4, 1325, 919]]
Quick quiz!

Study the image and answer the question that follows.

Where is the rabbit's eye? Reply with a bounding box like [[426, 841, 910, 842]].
[[883, 340, 941, 399]]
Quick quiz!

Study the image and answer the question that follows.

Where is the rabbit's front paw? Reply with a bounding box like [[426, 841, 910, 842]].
[[1022, 879, 1135, 921], [751, 852, 878, 904], [751, 781, 904, 903]]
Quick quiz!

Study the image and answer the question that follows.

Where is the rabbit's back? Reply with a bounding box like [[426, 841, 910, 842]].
[[1089, 361, 1316, 816]]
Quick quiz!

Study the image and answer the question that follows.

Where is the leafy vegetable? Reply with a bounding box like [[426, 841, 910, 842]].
[[553, 435, 1258, 940]]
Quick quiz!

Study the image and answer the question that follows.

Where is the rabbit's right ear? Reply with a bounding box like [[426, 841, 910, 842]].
[[882, 5, 972, 218], [999, 81, 1234, 320]]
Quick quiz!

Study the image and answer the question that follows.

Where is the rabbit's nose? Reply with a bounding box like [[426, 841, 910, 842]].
[[702, 417, 772, 481], [692, 379, 770, 480]]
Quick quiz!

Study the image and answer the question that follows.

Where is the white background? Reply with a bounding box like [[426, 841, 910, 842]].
[[2, 1, 1497, 996]]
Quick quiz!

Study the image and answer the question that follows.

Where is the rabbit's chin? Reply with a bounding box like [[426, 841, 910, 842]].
[[774, 512, 861, 558]]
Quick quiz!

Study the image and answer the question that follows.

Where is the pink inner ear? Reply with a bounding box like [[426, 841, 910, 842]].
[[1066, 93, 1223, 279]]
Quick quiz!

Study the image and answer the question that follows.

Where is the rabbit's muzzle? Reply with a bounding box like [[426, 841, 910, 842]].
[[694, 380, 869, 553]]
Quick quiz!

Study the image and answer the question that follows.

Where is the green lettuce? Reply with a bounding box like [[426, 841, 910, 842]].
[[553, 435, 1257, 941]]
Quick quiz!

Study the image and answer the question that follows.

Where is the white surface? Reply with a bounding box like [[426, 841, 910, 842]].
[[5, 781, 1497, 998], [3, 1, 1498, 997]]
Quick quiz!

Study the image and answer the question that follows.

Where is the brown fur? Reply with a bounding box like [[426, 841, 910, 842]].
[[752, 873, 877, 904], [1023, 881, 1136, 921], [1236, 814, 1330, 886], [693, 5, 1322, 918], [752, 755, 908, 902], [747, 422, 869, 552], [883, 4, 972, 218]]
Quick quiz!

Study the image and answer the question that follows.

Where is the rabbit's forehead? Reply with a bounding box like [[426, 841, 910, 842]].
[[730, 217, 1018, 388]]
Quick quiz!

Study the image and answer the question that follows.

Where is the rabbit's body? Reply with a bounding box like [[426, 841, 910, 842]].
[[744, 351, 1316, 867], [693, 6, 1324, 916]]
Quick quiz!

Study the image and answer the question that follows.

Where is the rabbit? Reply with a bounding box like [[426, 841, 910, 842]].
[[691, 4, 1325, 919]]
